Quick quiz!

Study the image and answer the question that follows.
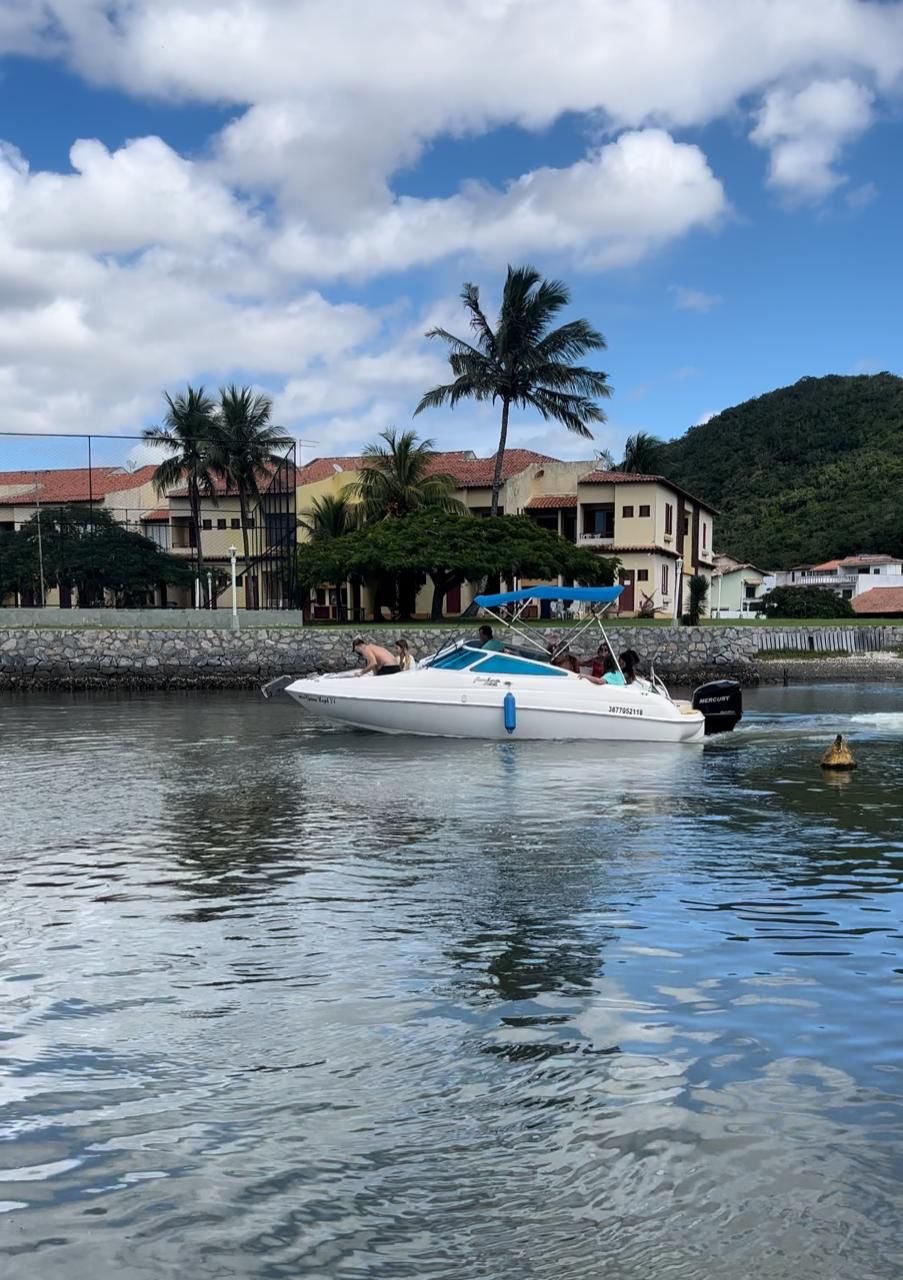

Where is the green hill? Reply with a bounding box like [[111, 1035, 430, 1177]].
[[657, 373, 903, 569]]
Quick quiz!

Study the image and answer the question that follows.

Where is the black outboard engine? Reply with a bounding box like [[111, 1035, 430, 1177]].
[[692, 679, 743, 735]]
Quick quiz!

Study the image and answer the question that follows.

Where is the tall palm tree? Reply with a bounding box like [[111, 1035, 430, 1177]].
[[298, 493, 359, 541], [213, 385, 292, 608], [415, 264, 611, 516], [618, 431, 664, 474], [348, 429, 465, 522], [144, 385, 218, 604]]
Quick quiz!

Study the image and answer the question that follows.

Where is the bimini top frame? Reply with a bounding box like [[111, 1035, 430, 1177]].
[[473, 585, 625, 670]]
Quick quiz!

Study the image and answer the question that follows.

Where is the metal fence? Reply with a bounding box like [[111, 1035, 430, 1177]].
[[0, 431, 298, 610], [757, 626, 898, 654]]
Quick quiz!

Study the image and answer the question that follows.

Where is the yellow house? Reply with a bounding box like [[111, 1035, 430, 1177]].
[[295, 450, 716, 620]]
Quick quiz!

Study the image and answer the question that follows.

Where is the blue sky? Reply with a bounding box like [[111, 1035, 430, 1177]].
[[0, 0, 900, 474]]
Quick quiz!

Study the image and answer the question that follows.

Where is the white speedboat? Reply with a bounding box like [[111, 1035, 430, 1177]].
[[279, 587, 742, 744]]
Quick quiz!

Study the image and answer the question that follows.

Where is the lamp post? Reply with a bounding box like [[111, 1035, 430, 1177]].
[[229, 546, 239, 631], [671, 556, 684, 629]]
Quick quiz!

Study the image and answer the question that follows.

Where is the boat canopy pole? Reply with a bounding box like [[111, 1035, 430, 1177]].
[[477, 599, 624, 675]]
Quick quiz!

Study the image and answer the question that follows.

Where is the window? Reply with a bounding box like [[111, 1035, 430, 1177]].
[[217, 518, 227, 530], [665, 504, 673, 536], [582, 504, 614, 538], [622, 505, 634, 518], [662, 564, 670, 596], [231, 518, 241, 529], [744, 584, 757, 600], [702, 521, 707, 549], [243, 516, 256, 529], [637, 568, 649, 582], [638, 504, 651, 518], [683, 515, 689, 536], [202, 518, 212, 530]]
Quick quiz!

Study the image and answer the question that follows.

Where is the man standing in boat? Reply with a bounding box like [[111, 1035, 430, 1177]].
[[351, 637, 401, 676]]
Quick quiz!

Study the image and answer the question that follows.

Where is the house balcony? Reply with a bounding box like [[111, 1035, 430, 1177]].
[[794, 574, 857, 589], [578, 532, 615, 548]]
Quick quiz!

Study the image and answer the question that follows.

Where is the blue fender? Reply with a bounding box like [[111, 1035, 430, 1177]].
[[503, 692, 517, 734]]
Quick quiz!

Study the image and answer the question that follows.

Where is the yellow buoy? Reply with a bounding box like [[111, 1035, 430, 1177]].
[[821, 734, 856, 770]]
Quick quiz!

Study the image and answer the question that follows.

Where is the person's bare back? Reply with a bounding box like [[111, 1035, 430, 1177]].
[[351, 638, 400, 676]]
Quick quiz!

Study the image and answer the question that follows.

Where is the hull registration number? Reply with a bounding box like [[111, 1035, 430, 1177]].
[[608, 704, 643, 716]]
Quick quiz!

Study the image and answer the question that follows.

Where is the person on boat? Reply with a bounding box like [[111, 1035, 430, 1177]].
[[619, 649, 641, 684], [478, 625, 505, 652], [395, 638, 415, 671], [580, 650, 626, 686], [579, 644, 608, 680], [549, 643, 580, 672], [351, 636, 400, 676]]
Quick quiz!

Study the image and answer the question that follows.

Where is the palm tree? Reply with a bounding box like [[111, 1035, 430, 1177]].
[[144, 385, 219, 604], [213, 385, 292, 609], [298, 493, 359, 541], [618, 431, 664, 474], [415, 264, 611, 516], [348, 429, 465, 522]]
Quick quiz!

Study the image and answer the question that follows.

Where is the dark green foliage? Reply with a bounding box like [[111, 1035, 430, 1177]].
[[3, 505, 192, 606], [762, 586, 855, 619], [657, 374, 903, 567], [619, 431, 664, 474], [298, 512, 617, 620], [685, 573, 709, 625]]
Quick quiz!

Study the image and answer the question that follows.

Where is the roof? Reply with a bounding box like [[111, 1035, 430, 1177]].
[[577, 469, 718, 513], [525, 494, 578, 510], [446, 449, 559, 486], [142, 507, 170, 522], [812, 554, 902, 570], [852, 587, 903, 615], [0, 465, 156, 506], [608, 543, 682, 559], [295, 450, 479, 487], [714, 553, 767, 576]]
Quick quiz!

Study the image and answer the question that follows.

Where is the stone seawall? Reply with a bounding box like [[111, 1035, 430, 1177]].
[[0, 625, 758, 690], [2, 625, 902, 690]]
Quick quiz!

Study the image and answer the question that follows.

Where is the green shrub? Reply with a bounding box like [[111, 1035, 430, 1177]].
[[761, 586, 854, 619]]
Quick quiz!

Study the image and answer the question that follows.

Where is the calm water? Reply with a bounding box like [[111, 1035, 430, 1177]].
[[1, 685, 901, 1279]]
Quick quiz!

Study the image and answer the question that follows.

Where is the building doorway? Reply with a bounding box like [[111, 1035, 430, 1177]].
[[618, 569, 635, 613]]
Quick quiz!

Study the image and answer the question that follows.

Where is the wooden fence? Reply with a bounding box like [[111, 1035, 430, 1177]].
[[756, 626, 901, 654]]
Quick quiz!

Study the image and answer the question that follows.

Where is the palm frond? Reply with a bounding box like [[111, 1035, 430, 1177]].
[[525, 388, 605, 437]]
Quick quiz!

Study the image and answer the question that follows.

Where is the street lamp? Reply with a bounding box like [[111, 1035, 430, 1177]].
[[229, 546, 240, 631]]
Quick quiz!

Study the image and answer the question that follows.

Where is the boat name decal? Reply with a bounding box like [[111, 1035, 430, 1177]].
[[301, 692, 337, 705], [608, 704, 643, 716], [473, 677, 501, 687]]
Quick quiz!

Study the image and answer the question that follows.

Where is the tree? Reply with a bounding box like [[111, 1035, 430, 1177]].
[[761, 586, 855, 619], [685, 573, 709, 626], [298, 493, 359, 541], [348, 429, 465, 523], [11, 505, 191, 606], [415, 264, 611, 516], [144, 386, 219, 604], [297, 512, 617, 621], [618, 431, 664, 474], [213, 385, 292, 608]]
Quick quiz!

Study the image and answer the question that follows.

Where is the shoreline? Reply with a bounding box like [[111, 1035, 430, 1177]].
[[1, 624, 901, 691]]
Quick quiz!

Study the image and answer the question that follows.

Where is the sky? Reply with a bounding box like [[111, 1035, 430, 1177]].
[[0, 0, 901, 474]]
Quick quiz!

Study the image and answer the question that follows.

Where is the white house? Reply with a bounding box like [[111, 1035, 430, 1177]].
[[711, 554, 768, 618], [772, 554, 903, 601]]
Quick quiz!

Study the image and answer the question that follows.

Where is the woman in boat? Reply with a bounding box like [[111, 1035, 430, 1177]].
[[580, 650, 625, 686], [619, 649, 641, 684], [395, 638, 415, 671]]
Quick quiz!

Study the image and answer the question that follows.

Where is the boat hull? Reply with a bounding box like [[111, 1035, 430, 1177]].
[[285, 671, 705, 744]]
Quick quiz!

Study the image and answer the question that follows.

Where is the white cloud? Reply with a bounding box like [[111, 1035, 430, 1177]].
[[270, 130, 728, 279], [0, 0, 898, 444], [750, 78, 875, 200], [670, 286, 722, 312]]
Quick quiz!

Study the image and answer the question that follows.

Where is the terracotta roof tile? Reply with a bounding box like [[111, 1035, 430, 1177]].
[[142, 507, 170, 522], [449, 450, 559, 486], [0, 465, 156, 506], [852, 587, 903, 615], [525, 494, 578, 509], [840, 553, 901, 567]]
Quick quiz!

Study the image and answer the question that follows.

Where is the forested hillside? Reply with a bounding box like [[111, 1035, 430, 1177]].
[[657, 374, 903, 568]]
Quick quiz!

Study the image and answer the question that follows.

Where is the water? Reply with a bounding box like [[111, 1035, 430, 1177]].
[[1, 685, 902, 1279]]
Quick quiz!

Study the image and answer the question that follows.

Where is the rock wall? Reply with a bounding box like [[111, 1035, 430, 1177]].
[[0, 624, 761, 689]]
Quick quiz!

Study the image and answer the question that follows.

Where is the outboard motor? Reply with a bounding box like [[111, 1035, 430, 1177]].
[[692, 679, 743, 735]]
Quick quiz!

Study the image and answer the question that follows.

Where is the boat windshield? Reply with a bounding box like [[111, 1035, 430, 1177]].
[[426, 643, 568, 678]]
